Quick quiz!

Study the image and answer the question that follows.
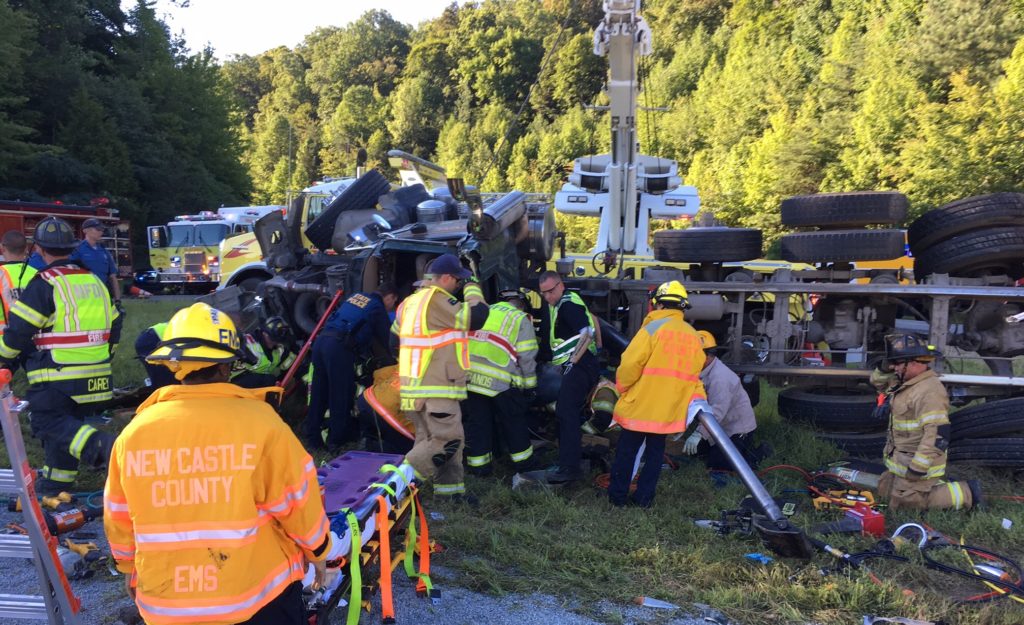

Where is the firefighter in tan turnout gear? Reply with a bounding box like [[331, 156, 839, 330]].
[[877, 334, 982, 510], [104, 303, 333, 625], [394, 253, 489, 498]]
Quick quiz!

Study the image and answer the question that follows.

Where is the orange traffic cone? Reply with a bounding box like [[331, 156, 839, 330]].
[[128, 285, 152, 299]]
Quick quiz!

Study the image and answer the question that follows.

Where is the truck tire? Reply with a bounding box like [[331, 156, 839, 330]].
[[950, 398, 1024, 440], [652, 227, 762, 263], [913, 227, 1024, 280], [816, 431, 888, 459], [908, 193, 1024, 254], [779, 230, 905, 263], [778, 386, 884, 432], [304, 170, 391, 250], [293, 292, 332, 336], [948, 437, 1024, 468], [780, 192, 908, 228]]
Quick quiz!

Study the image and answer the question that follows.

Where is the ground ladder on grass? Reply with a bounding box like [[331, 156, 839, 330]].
[[0, 369, 83, 624]]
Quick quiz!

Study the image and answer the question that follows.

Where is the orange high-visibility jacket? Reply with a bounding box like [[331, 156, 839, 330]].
[[104, 383, 332, 625], [613, 309, 707, 434]]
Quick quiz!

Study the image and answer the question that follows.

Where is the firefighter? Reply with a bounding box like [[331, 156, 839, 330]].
[[462, 289, 539, 476], [70, 217, 123, 303], [395, 253, 488, 499], [682, 330, 765, 470], [105, 302, 332, 625], [0, 230, 38, 338], [305, 283, 397, 451], [538, 270, 600, 484], [608, 281, 710, 507], [0, 217, 121, 495], [232, 316, 296, 389], [876, 334, 982, 510], [134, 322, 176, 390]]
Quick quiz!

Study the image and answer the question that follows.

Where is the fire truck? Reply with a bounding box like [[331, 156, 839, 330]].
[[142, 206, 282, 291], [0, 198, 132, 276]]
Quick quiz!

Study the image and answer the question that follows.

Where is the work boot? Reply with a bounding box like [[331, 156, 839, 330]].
[[36, 477, 67, 497], [967, 479, 985, 511], [544, 464, 583, 485], [80, 430, 115, 470]]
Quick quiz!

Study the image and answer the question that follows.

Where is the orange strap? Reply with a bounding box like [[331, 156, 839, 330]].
[[375, 495, 395, 623]]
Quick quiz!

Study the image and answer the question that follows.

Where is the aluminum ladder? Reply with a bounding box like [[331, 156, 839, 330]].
[[0, 369, 82, 624]]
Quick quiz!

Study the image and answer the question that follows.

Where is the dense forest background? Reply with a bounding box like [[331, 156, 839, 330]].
[[2, 0, 1023, 257]]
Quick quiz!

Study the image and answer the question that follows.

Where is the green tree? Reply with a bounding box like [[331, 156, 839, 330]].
[[0, 1, 36, 180]]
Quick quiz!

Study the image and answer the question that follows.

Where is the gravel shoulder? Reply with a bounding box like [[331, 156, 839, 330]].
[[0, 509, 730, 625]]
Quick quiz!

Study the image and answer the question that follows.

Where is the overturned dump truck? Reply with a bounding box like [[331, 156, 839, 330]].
[[250, 150, 557, 337]]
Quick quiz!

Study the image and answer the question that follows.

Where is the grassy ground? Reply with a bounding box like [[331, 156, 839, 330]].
[[2, 301, 1022, 623], [424, 385, 1024, 625]]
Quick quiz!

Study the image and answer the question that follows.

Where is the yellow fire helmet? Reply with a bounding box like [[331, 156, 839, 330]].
[[653, 280, 689, 307], [147, 303, 243, 380], [696, 330, 717, 350]]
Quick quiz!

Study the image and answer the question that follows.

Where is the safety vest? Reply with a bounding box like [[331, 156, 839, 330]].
[[237, 335, 295, 377], [397, 286, 471, 401], [468, 302, 538, 396], [549, 291, 597, 365], [28, 267, 112, 363], [0, 261, 37, 334]]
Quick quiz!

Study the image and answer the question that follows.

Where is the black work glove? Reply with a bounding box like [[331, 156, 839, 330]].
[[114, 299, 126, 317]]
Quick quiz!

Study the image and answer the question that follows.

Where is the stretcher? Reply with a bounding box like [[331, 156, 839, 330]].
[[303, 451, 437, 624]]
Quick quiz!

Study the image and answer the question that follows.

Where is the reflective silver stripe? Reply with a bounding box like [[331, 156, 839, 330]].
[[136, 526, 259, 544], [9, 300, 46, 327], [136, 558, 304, 618], [106, 501, 129, 513], [71, 389, 114, 403], [43, 466, 77, 482], [467, 453, 492, 467], [68, 425, 97, 460], [510, 447, 533, 462], [258, 478, 311, 515], [111, 546, 135, 558], [434, 483, 465, 495], [401, 330, 465, 347]]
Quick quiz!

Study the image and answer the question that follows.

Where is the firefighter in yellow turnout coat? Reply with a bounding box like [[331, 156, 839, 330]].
[[104, 303, 333, 625], [394, 254, 489, 498], [877, 334, 981, 510], [608, 281, 710, 507]]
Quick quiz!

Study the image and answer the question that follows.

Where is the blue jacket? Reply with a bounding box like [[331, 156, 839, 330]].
[[324, 292, 389, 353], [70, 241, 117, 283]]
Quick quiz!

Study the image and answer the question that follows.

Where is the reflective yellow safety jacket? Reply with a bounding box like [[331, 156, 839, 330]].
[[884, 369, 950, 479], [548, 291, 597, 365], [613, 309, 706, 434], [395, 283, 484, 406], [0, 262, 119, 404], [0, 260, 37, 335], [104, 383, 332, 625], [468, 301, 538, 397]]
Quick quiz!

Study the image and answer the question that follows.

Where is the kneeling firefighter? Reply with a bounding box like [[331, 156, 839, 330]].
[[877, 334, 982, 510], [0, 217, 121, 495]]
